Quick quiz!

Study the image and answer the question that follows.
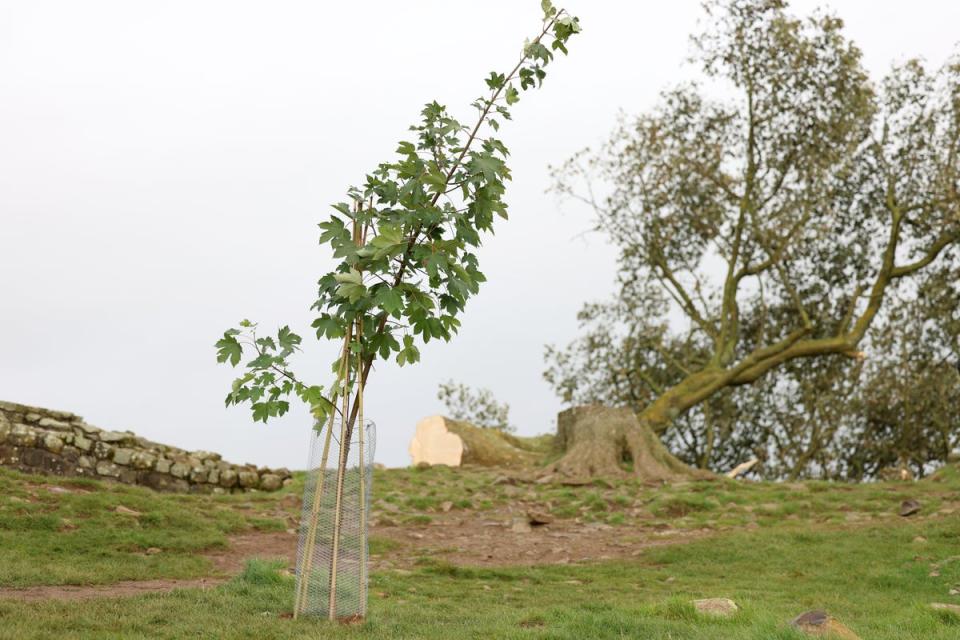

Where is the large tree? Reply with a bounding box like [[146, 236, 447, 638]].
[[546, 0, 960, 478]]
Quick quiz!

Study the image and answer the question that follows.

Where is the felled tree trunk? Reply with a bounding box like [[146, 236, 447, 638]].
[[550, 405, 711, 481], [409, 416, 543, 467]]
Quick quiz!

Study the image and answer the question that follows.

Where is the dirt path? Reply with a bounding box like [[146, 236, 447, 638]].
[[0, 532, 297, 603], [0, 512, 707, 602]]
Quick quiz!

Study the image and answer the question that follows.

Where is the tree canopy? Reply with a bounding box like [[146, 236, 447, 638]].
[[215, 2, 580, 433], [547, 0, 960, 478]]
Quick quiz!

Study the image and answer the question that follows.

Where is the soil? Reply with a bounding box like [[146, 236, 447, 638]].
[[0, 507, 705, 602]]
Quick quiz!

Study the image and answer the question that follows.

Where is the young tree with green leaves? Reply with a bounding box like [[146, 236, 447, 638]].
[[547, 0, 960, 478], [214, 1, 580, 620], [215, 2, 579, 436]]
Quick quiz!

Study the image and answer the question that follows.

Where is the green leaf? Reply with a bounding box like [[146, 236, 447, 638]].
[[374, 286, 405, 315], [215, 334, 243, 367], [277, 326, 302, 351], [333, 269, 363, 285], [505, 86, 520, 106]]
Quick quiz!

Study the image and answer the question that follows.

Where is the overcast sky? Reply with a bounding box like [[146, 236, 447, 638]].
[[2, 1, 958, 469]]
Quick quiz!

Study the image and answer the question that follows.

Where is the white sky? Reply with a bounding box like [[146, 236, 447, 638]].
[[2, 1, 958, 469]]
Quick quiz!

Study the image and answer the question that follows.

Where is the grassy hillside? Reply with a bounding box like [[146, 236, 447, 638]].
[[2, 465, 960, 638]]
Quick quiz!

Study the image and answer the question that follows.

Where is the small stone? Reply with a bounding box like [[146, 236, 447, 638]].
[[155, 458, 172, 474], [510, 516, 532, 533], [114, 505, 142, 517], [189, 466, 208, 483], [259, 474, 282, 491], [207, 468, 220, 485], [791, 610, 861, 639], [145, 547, 162, 555], [24, 413, 42, 423], [77, 455, 94, 469], [692, 598, 739, 618], [527, 510, 554, 525], [913, 536, 927, 543], [949, 589, 960, 596], [43, 433, 65, 454], [99, 431, 128, 444], [899, 499, 921, 517], [440, 501, 453, 512], [113, 448, 135, 466]]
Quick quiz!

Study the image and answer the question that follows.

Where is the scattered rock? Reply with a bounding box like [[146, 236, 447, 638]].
[[510, 516, 532, 533], [145, 547, 162, 555], [440, 501, 453, 513], [527, 510, 554, 526], [114, 505, 142, 517], [899, 499, 921, 517], [913, 536, 927, 544], [692, 597, 739, 618], [791, 610, 860, 639]]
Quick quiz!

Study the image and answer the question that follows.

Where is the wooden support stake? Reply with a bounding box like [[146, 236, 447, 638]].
[[293, 324, 352, 618], [357, 315, 367, 616]]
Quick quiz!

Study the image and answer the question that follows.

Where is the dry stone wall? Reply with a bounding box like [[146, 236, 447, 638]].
[[0, 400, 291, 493]]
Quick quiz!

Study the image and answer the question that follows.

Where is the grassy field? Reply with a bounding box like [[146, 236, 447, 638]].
[[2, 465, 960, 638]]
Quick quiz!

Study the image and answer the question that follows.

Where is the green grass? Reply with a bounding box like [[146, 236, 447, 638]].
[[3, 519, 960, 638], [2, 464, 960, 638], [0, 468, 288, 586]]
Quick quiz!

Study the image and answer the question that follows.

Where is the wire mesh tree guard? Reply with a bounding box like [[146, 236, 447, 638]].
[[293, 417, 375, 621]]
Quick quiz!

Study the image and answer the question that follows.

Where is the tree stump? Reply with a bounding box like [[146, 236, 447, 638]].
[[550, 405, 711, 482]]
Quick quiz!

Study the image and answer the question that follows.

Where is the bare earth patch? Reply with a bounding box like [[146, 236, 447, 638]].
[[0, 505, 705, 601], [370, 510, 708, 568]]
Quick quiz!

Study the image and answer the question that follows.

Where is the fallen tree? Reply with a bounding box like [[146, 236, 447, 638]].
[[409, 415, 545, 467]]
